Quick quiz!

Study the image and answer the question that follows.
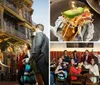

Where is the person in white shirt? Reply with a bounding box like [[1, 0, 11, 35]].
[[83, 58, 99, 83], [93, 52, 100, 71]]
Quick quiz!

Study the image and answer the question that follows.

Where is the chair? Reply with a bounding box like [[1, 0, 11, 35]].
[[56, 77, 67, 85], [70, 80, 83, 85], [69, 74, 83, 85], [55, 73, 67, 85], [86, 80, 98, 85], [84, 74, 99, 85]]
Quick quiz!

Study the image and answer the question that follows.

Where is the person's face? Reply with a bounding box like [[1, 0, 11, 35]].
[[36, 25, 40, 29], [58, 58, 63, 64], [24, 44, 27, 50], [61, 56, 64, 59], [71, 59, 75, 65], [74, 52, 77, 55], [20, 49, 23, 55], [64, 51, 67, 55], [91, 59, 95, 65], [85, 51, 89, 55], [22, 61, 25, 65], [53, 58, 56, 61]]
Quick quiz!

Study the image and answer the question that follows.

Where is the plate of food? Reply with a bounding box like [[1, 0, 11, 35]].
[[50, 0, 100, 41]]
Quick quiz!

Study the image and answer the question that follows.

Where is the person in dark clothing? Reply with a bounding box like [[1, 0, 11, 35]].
[[73, 50, 78, 64], [55, 58, 68, 80], [82, 50, 91, 64], [62, 50, 70, 64], [18, 64, 25, 85], [17, 44, 34, 85], [17, 51, 25, 85], [31, 24, 49, 85]]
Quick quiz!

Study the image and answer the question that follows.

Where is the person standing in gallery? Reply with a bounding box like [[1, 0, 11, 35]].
[[31, 24, 49, 85], [17, 44, 35, 85], [17, 49, 25, 85]]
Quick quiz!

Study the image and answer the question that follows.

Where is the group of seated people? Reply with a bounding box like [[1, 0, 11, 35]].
[[50, 50, 100, 85]]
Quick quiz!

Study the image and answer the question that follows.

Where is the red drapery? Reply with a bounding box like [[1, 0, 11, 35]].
[[50, 51, 100, 62]]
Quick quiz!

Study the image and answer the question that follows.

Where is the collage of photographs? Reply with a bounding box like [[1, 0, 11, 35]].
[[0, 0, 100, 85]]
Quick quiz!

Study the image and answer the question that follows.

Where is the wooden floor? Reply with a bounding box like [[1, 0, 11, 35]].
[[0, 82, 17, 85], [0, 82, 38, 85]]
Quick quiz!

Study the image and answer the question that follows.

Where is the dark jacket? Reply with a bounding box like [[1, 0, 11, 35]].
[[82, 55, 91, 64], [32, 32, 49, 64], [64, 56, 70, 63]]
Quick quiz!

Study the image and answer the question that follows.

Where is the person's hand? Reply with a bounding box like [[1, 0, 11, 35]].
[[84, 61, 87, 65], [61, 70, 65, 74], [66, 62, 69, 64], [0, 60, 10, 68], [22, 59, 26, 64], [22, 58, 30, 64], [76, 67, 78, 69], [59, 70, 63, 73], [78, 65, 82, 68], [78, 63, 83, 68], [74, 63, 77, 65], [53, 64, 56, 67], [80, 62, 83, 65], [79, 62, 83, 66]]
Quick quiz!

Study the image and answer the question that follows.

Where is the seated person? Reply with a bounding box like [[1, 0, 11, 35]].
[[55, 58, 68, 80], [62, 50, 70, 64], [72, 50, 79, 65], [83, 58, 99, 83], [69, 59, 82, 81], [50, 57, 56, 67], [90, 50, 99, 65], [81, 50, 91, 64], [51, 57, 56, 64], [50, 72, 55, 85], [91, 51, 100, 71]]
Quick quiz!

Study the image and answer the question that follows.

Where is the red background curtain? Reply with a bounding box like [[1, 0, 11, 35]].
[[50, 51, 100, 62]]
